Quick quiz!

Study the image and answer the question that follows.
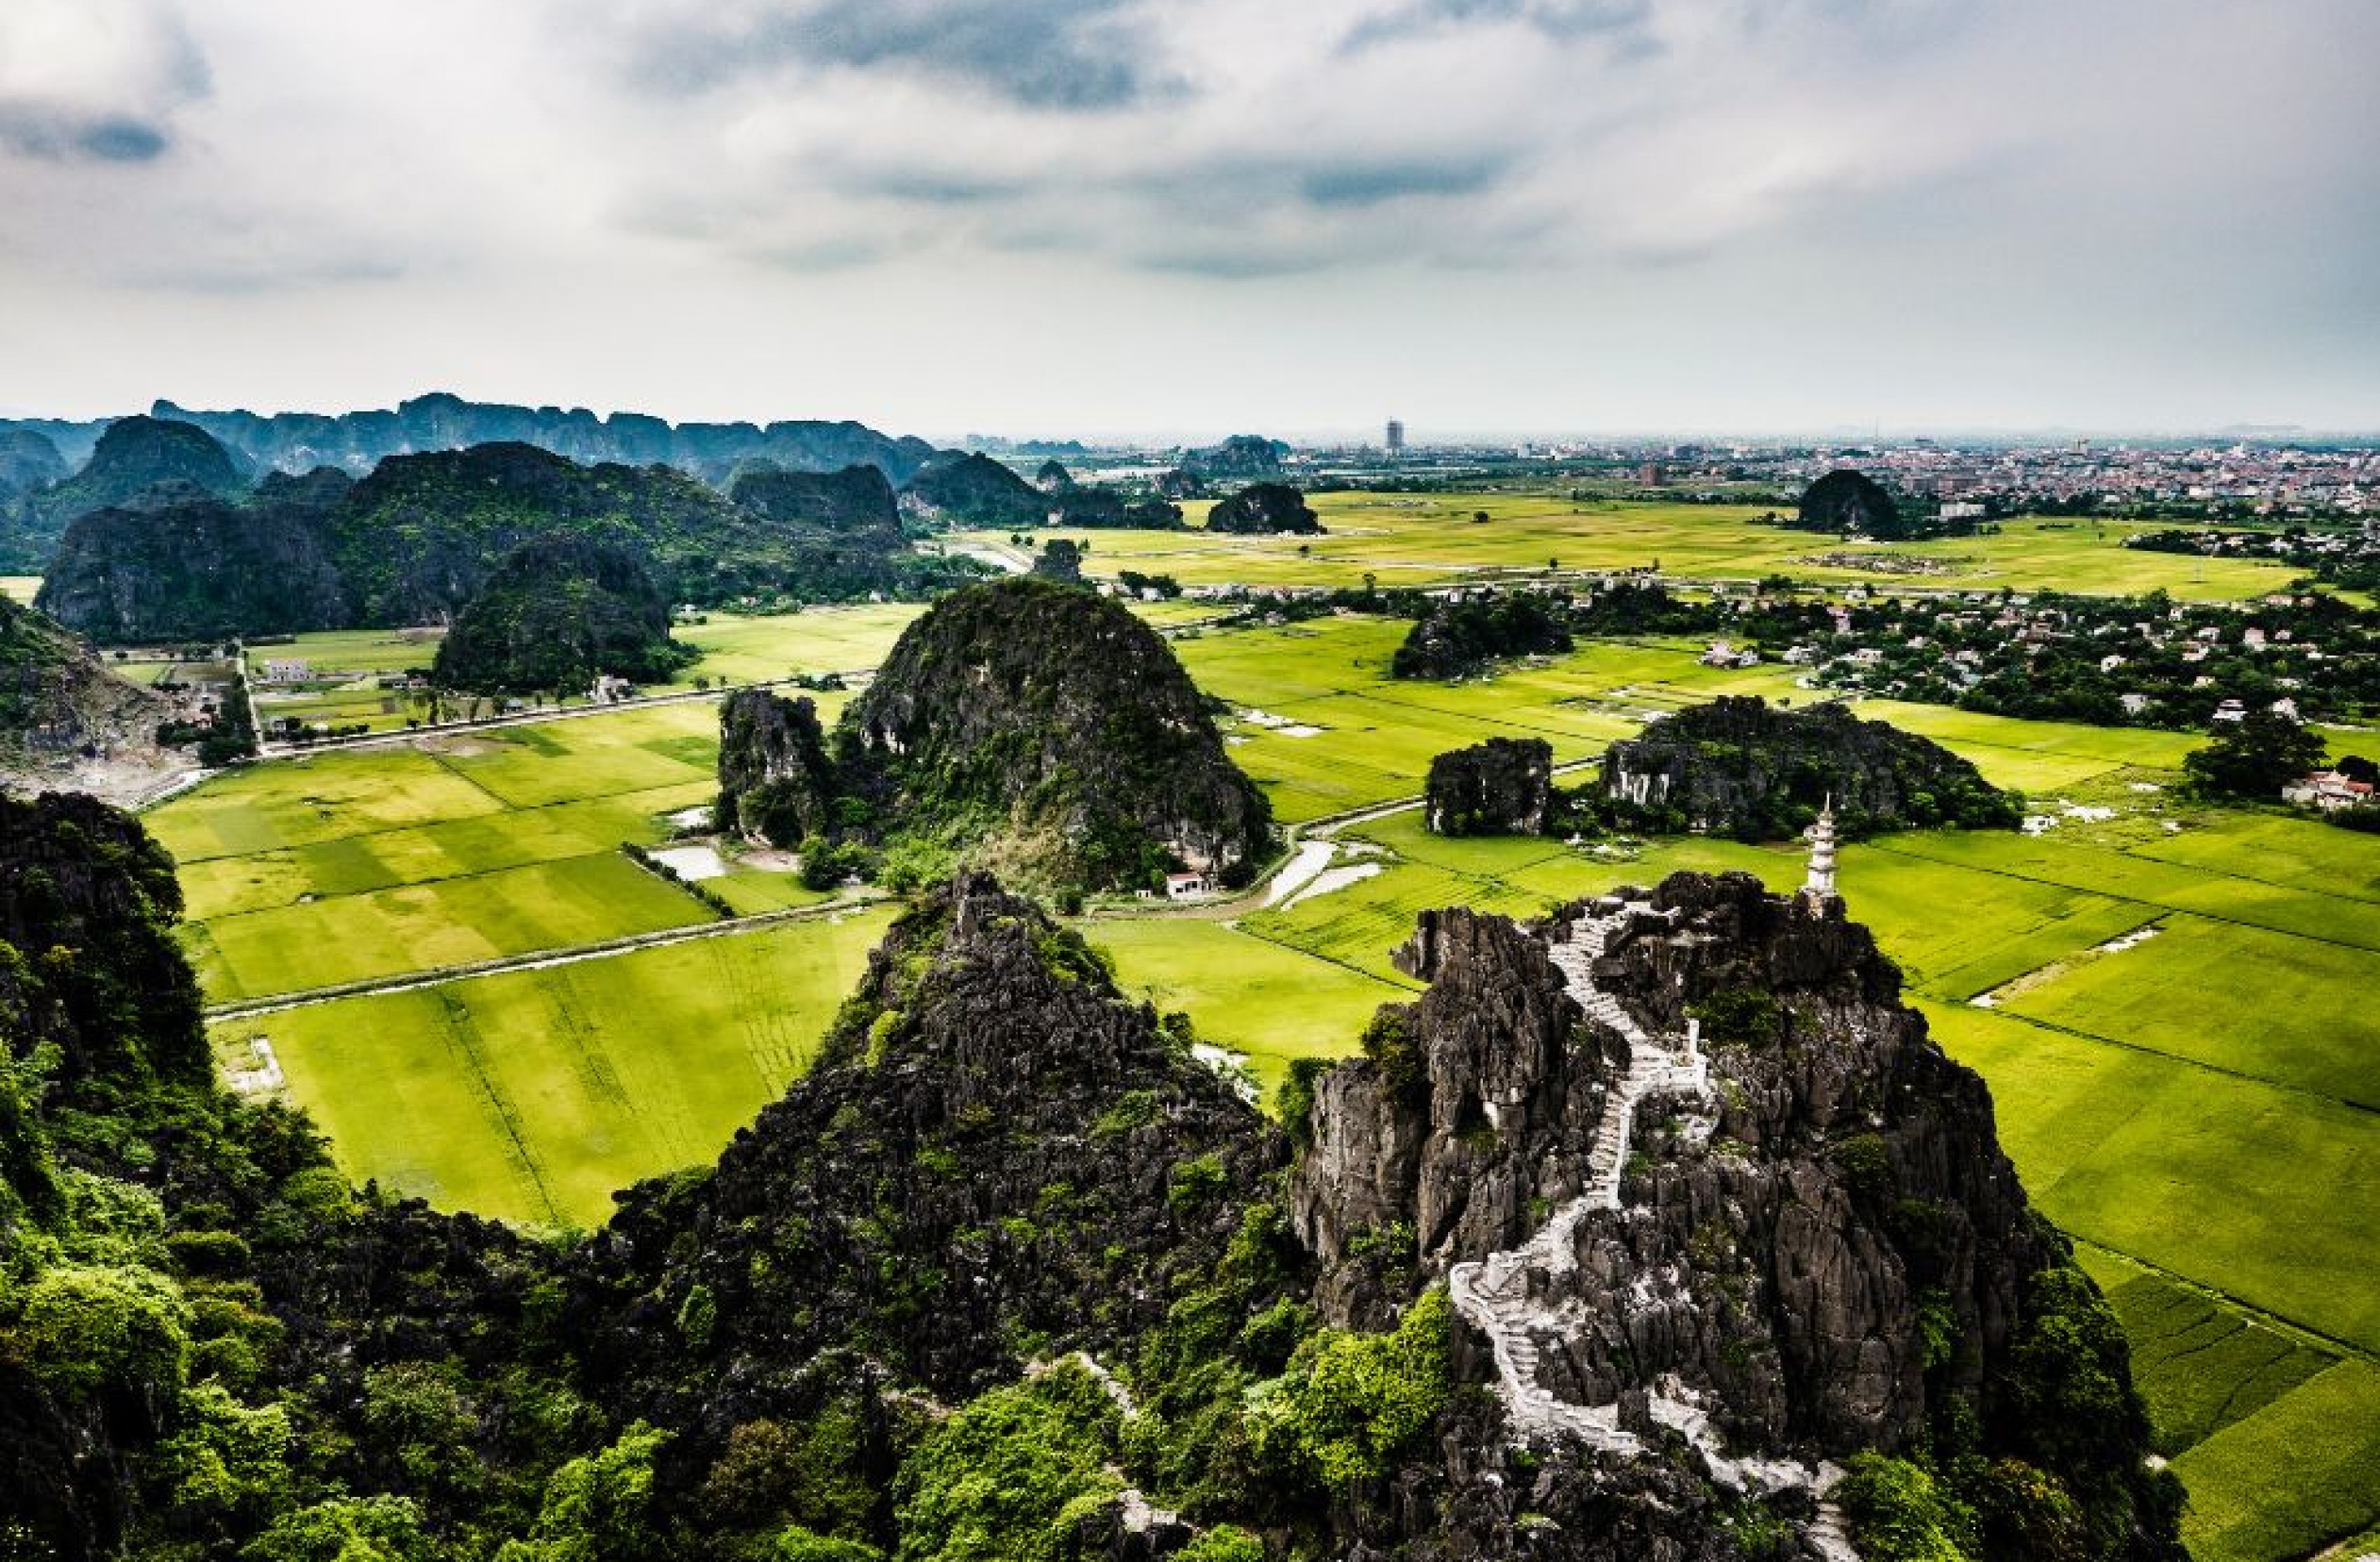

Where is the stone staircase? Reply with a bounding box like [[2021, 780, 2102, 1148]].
[[1445, 900, 1859, 1556]]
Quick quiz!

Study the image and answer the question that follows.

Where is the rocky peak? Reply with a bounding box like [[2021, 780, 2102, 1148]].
[[1290, 870, 2172, 1554], [897, 452, 1044, 529], [586, 871, 1284, 1409], [430, 532, 689, 694], [727, 462, 902, 540], [715, 688, 838, 846], [844, 577, 1273, 889]]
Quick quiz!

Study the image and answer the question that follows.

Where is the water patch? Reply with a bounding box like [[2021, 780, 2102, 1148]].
[[1265, 840, 1337, 906], [649, 844, 728, 880]]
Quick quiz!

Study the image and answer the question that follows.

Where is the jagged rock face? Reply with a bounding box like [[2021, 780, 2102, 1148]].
[[581, 872, 1283, 1416], [727, 462, 903, 546], [716, 689, 839, 846], [1600, 695, 2020, 839], [0, 597, 183, 801], [1205, 482, 1321, 535], [1290, 871, 2171, 1557], [35, 495, 350, 642], [1153, 467, 1206, 500], [430, 533, 687, 693], [897, 452, 1045, 529], [846, 578, 1273, 889], [1795, 468, 1903, 538], [1425, 737, 1554, 836]]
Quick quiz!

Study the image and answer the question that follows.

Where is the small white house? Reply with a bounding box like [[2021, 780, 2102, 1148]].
[[1164, 872, 1209, 901]]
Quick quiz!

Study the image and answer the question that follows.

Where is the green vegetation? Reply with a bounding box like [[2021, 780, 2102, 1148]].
[[890, 1362, 1122, 1561], [1244, 1287, 1451, 1488]]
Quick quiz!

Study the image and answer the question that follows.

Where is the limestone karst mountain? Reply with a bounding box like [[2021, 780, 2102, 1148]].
[[1598, 695, 2022, 839], [896, 450, 1047, 529], [4, 416, 249, 571], [838, 577, 1274, 889], [429, 533, 694, 694], [1204, 482, 1322, 536], [1424, 736, 1556, 836], [33, 439, 985, 641], [1290, 870, 2180, 1557]]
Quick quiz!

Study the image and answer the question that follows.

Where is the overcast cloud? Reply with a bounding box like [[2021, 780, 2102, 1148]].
[[0, 0, 2372, 436]]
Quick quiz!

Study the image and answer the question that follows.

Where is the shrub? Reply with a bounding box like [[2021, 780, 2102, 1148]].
[[1245, 1287, 1452, 1489]]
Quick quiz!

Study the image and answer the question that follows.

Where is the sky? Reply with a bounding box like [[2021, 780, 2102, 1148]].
[[0, 0, 2374, 441]]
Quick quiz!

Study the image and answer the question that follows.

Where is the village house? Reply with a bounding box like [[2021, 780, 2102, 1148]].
[[2282, 771, 2375, 812], [1164, 871, 1209, 901]]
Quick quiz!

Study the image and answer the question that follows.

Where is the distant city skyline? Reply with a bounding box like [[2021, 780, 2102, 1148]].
[[3, 0, 2375, 434]]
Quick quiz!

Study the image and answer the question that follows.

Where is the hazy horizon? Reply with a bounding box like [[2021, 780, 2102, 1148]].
[[4, 0, 2375, 435]]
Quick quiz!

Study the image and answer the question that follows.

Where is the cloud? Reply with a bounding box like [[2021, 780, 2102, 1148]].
[[614, 0, 1168, 108], [1344, 0, 1655, 50], [1, 0, 2372, 432], [0, 0, 209, 163], [0, 108, 171, 162]]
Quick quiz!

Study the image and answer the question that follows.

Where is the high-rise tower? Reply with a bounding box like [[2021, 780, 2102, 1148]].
[[1385, 418, 1406, 456]]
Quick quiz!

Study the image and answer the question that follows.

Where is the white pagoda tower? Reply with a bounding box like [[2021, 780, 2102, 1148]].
[[1802, 795, 1839, 906]]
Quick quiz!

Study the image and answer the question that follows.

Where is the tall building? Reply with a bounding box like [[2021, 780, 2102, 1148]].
[[1385, 418, 1406, 455]]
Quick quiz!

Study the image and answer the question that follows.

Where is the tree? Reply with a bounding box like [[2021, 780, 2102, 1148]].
[[2182, 710, 2325, 800]]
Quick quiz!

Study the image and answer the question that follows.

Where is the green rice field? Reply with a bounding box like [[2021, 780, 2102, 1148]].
[[210, 909, 895, 1229], [958, 498, 2304, 600]]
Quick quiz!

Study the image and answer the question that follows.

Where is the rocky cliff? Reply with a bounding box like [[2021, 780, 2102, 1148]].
[[0, 598, 215, 804], [1424, 737, 1555, 836], [0, 429, 66, 498], [898, 452, 1048, 529], [715, 688, 840, 846], [726, 462, 906, 545], [34, 495, 349, 643], [1600, 696, 2022, 839], [842, 577, 1273, 889], [1288, 871, 2180, 1558], [1205, 482, 1322, 536], [430, 533, 693, 694]]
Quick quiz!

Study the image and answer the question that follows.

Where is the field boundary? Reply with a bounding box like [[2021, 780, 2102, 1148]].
[[203, 892, 890, 1022]]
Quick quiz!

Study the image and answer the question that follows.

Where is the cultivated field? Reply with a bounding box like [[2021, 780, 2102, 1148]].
[[211, 909, 894, 1228], [957, 497, 2304, 600]]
